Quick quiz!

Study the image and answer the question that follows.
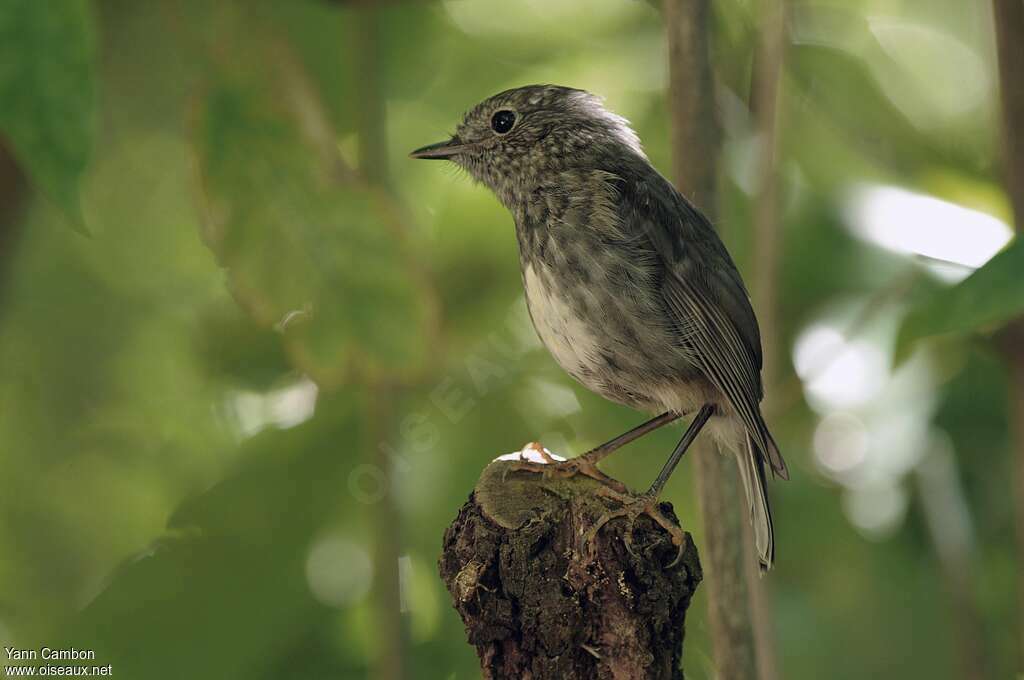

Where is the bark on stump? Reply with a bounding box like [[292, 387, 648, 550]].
[[439, 456, 703, 679]]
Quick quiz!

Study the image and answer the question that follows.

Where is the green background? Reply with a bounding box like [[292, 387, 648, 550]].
[[0, 0, 1020, 678]]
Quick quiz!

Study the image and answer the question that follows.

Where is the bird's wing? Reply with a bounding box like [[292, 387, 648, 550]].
[[615, 170, 788, 479]]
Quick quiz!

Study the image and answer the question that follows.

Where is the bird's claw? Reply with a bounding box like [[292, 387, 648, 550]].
[[501, 443, 552, 483], [583, 487, 688, 568], [501, 444, 628, 495]]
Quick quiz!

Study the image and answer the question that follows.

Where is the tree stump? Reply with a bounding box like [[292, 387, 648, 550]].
[[439, 446, 703, 679]]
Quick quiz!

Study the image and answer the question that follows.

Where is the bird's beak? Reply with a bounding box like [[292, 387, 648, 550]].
[[409, 136, 471, 160]]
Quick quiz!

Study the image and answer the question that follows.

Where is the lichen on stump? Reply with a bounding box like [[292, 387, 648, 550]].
[[439, 452, 703, 679]]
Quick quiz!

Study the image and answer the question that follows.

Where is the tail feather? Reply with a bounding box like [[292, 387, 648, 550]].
[[760, 422, 789, 481], [735, 433, 775, 572]]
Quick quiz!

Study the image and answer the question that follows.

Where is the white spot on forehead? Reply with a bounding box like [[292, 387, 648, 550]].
[[566, 91, 646, 159]]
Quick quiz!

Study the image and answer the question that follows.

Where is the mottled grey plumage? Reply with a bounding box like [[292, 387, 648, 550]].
[[412, 84, 788, 570]]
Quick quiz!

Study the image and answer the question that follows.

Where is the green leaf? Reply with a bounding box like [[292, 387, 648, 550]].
[[897, 238, 1024, 358], [0, 0, 96, 231]]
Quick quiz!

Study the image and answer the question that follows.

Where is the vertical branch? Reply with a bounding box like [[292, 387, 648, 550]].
[[692, 451, 757, 679], [751, 0, 785, 394], [353, 4, 389, 188], [351, 5, 404, 680], [1009, 343, 1024, 669], [665, 0, 719, 208], [992, 0, 1024, 669], [0, 137, 29, 306], [993, 0, 1024, 225], [366, 380, 404, 680], [747, 3, 786, 680], [664, 2, 758, 679]]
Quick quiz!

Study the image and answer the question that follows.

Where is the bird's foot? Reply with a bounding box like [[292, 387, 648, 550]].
[[583, 487, 688, 568], [502, 442, 628, 495]]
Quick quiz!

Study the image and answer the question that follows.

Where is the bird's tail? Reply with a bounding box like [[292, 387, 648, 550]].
[[734, 432, 775, 573]]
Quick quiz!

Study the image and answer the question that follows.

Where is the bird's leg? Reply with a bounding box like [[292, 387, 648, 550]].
[[578, 411, 683, 466], [583, 404, 715, 567], [504, 412, 681, 493]]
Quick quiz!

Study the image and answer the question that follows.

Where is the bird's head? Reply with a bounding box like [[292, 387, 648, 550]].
[[410, 84, 645, 207]]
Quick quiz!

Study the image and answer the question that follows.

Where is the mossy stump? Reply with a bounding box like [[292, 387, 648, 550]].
[[439, 455, 703, 679]]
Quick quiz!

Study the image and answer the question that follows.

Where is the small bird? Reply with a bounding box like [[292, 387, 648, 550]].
[[411, 85, 788, 570]]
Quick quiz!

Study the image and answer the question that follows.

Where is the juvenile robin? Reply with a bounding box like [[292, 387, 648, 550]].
[[411, 85, 788, 570]]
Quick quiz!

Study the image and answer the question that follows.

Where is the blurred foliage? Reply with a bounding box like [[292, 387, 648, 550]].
[[0, 0, 95, 229], [0, 0, 1019, 679], [194, 76, 426, 382]]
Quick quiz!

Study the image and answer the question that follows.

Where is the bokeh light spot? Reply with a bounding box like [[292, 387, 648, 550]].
[[305, 533, 372, 608]]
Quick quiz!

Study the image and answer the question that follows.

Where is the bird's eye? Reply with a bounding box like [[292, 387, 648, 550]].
[[490, 110, 516, 134]]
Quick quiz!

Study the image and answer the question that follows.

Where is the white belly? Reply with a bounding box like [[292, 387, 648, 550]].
[[523, 264, 602, 380]]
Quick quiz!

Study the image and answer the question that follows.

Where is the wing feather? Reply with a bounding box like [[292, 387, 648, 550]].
[[612, 167, 789, 478]]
